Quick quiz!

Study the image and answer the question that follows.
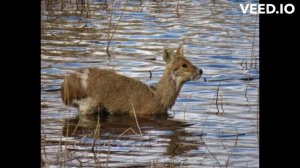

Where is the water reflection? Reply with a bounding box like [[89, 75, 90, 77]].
[[62, 114, 201, 156]]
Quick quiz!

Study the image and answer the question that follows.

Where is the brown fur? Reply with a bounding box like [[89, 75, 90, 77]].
[[61, 45, 203, 116]]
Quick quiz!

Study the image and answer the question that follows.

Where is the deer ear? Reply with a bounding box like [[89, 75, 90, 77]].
[[163, 47, 175, 63], [176, 44, 184, 57]]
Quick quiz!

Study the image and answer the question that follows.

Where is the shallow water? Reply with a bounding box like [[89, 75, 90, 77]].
[[41, 0, 259, 167]]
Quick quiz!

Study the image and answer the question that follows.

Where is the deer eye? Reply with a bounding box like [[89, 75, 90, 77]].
[[182, 64, 187, 68]]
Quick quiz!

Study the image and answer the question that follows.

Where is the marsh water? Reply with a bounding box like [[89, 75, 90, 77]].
[[41, 0, 259, 167]]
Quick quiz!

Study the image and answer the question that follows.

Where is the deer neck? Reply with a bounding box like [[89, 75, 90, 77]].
[[155, 70, 183, 109]]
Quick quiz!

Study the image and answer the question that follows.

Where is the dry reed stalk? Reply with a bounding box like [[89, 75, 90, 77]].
[[200, 114, 209, 140], [250, 14, 258, 69], [93, 149, 100, 168], [63, 78, 70, 105], [241, 13, 258, 70], [71, 117, 82, 136], [224, 128, 239, 168], [116, 127, 138, 139], [215, 82, 221, 114], [42, 135, 49, 166], [183, 93, 193, 121], [176, 0, 180, 15], [106, 0, 128, 56], [220, 93, 224, 115], [131, 103, 143, 136], [204, 143, 222, 167], [91, 115, 101, 152], [58, 133, 63, 159], [245, 85, 249, 105]]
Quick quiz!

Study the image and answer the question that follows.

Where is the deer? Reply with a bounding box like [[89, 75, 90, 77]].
[[61, 44, 203, 116]]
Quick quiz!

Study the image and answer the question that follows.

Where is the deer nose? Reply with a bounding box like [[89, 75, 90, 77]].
[[199, 69, 203, 75]]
